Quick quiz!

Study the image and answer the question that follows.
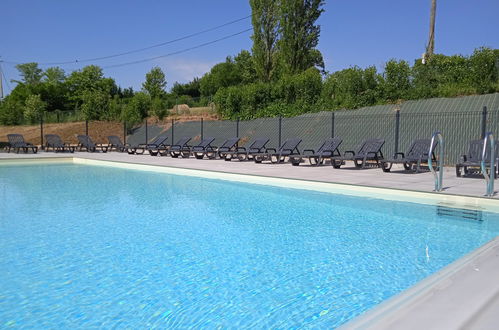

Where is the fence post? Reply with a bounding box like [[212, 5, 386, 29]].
[[201, 118, 204, 140], [40, 113, 44, 150], [145, 119, 148, 143], [481, 106, 488, 139], [123, 122, 127, 144], [236, 118, 240, 147], [331, 112, 335, 138], [171, 118, 175, 143], [394, 109, 400, 155], [85, 120, 88, 136], [278, 116, 282, 147]]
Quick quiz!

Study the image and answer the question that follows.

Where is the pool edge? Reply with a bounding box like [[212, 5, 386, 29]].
[[70, 157, 499, 213]]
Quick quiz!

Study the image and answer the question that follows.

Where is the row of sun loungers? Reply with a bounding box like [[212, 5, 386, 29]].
[[4, 133, 497, 176]]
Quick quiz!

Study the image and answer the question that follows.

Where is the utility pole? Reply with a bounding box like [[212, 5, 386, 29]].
[[0, 60, 4, 100], [423, 0, 437, 64]]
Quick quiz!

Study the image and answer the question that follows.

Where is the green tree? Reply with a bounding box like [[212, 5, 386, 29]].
[[23, 94, 46, 123], [121, 103, 142, 125], [43, 67, 66, 84], [0, 97, 24, 125], [65, 65, 117, 109], [250, 0, 280, 81], [142, 67, 167, 99], [382, 59, 411, 101], [279, 0, 325, 74], [80, 89, 110, 120], [119, 87, 135, 99], [199, 57, 242, 96], [234, 50, 258, 84], [105, 95, 124, 121], [121, 92, 150, 125], [14, 62, 43, 85], [0, 82, 41, 124], [171, 78, 201, 98], [149, 97, 168, 120]]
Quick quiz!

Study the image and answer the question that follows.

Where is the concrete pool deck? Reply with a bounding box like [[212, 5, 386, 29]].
[[0, 150, 496, 198], [1, 150, 499, 328]]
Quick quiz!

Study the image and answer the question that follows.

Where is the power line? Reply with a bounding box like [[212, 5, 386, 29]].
[[103, 28, 252, 69], [2, 15, 251, 66]]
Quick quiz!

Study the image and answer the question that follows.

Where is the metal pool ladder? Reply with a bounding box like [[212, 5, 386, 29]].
[[428, 131, 444, 192], [481, 132, 495, 197]]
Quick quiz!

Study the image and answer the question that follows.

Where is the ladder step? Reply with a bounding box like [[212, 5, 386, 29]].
[[436, 205, 483, 222]]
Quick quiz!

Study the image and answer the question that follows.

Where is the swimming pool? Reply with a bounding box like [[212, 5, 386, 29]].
[[1, 161, 498, 328]]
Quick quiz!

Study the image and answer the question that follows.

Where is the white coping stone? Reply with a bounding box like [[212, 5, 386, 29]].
[[341, 237, 499, 330], [11, 156, 499, 212]]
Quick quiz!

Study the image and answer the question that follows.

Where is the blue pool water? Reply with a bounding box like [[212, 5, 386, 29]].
[[1, 163, 499, 328]]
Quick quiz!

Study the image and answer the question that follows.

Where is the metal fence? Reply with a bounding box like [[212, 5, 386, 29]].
[[127, 106, 498, 165]]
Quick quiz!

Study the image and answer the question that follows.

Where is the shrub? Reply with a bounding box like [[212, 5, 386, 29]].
[[321, 66, 381, 110], [0, 98, 25, 125], [469, 47, 499, 94], [214, 68, 322, 119], [120, 92, 150, 125], [382, 59, 411, 101], [23, 94, 46, 123]]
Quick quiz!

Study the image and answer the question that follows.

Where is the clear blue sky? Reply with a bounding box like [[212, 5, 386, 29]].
[[1, 0, 497, 95]]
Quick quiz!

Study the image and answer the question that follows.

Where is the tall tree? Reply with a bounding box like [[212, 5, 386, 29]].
[[14, 62, 43, 85], [142, 67, 167, 99], [250, 0, 280, 82], [279, 0, 325, 74]]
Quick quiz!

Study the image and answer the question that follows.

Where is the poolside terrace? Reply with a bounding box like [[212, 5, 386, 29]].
[[0, 149, 496, 199]]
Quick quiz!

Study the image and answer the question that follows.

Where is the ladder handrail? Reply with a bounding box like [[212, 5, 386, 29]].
[[481, 132, 495, 197], [428, 132, 444, 192]]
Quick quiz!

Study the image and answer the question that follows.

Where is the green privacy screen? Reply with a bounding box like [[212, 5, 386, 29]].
[[128, 93, 499, 165]]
